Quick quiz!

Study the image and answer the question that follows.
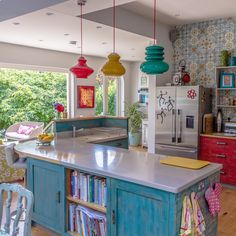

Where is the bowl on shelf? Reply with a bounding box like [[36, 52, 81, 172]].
[[37, 133, 54, 146]]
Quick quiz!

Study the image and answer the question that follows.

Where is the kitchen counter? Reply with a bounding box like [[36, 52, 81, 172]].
[[15, 139, 221, 193], [200, 132, 236, 139]]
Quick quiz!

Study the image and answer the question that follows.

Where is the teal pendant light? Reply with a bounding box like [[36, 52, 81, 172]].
[[140, 0, 169, 74]]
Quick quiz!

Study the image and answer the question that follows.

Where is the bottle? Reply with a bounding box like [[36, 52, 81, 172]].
[[217, 109, 223, 133]]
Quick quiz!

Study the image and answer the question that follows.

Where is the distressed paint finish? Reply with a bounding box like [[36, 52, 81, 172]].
[[27, 158, 65, 234], [26, 156, 219, 236], [0, 183, 33, 236], [109, 173, 219, 236], [109, 179, 170, 236]]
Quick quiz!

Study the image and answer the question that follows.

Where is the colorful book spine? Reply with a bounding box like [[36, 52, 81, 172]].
[[70, 170, 107, 207]]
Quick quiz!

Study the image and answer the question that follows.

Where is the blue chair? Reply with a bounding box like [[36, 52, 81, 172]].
[[0, 183, 33, 236]]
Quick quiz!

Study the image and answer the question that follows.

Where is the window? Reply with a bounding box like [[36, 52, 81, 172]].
[[95, 74, 123, 116], [0, 68, 67, 130]]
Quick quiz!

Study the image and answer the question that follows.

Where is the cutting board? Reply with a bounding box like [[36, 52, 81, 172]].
[[160, 156, 210, 169]]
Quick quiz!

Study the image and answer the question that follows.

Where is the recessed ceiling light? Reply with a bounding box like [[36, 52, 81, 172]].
[[64, 33, 70, 36], [13, 22, 20, 25], [96, 26, 102, 29], [102, 42, 107, 45], [46, 12, 54, 16], [69, 41, 77, 45]]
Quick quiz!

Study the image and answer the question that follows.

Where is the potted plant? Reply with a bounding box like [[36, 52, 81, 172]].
[[125, 102, 144, 146]]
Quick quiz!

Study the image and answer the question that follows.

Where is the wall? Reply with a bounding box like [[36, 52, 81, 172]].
[[0, 42, 132, 117], [173, 18, 236, 117], [173, 18, 236, 88]]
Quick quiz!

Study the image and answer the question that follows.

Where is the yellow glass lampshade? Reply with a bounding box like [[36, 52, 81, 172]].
[[102, 53, 126, 77]]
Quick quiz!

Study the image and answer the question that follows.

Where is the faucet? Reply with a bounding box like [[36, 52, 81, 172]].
[[72, 125, 84, 137]]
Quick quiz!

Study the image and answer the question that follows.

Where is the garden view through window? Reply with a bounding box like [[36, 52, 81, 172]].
[[0, 68, 67, 132], [95, 77, 118, 116]]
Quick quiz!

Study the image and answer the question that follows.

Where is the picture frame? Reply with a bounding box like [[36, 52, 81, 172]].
[[220, 72, 235, 88], [77, 86, 95, 108]]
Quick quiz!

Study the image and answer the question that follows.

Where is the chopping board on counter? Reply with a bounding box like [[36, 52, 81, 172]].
[[160, 156, 210, 169]]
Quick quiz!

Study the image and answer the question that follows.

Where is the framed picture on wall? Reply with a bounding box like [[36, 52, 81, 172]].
[[220, 73, 235, 88], [77, 86, 95, 108]]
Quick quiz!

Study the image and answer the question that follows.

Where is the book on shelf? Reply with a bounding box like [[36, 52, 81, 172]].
[[68, 203, 106, 236], [70, 170, 107, 207]]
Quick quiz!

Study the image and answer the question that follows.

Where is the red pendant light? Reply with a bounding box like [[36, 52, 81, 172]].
[[70, 0, 94, 79]]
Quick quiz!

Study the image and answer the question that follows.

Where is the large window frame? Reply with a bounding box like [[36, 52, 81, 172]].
[[100, 76, 124, 117]]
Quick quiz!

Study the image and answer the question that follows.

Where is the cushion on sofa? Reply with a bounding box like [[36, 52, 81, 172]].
[[5, 132, 30, 140]]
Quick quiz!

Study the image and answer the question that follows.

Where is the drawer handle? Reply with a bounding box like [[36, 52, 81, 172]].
[[216, 154, 226, 158], [56, 191, 61, 203], [112, 210, 116, 224], [220, 171, 226, 175], [116, 143, 122, 147], [216, 142, 227, 145]]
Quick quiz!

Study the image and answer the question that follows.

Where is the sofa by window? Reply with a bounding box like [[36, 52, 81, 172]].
[[5, 121, 44, 141]]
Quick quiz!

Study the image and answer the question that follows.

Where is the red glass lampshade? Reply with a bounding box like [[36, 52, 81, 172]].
[[70, 56, 94, 79]]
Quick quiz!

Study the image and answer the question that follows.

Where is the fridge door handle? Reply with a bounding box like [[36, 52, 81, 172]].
[[158, 144, 197, 153], [172, 109, 176, 143], [177, 109, 182, 143]]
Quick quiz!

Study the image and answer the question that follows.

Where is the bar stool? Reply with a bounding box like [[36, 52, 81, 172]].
[[4, 143, 27, 222], [4, 143, 27, 178]]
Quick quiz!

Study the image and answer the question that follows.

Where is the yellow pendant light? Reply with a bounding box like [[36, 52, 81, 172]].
[[101, 0, 126, 77]]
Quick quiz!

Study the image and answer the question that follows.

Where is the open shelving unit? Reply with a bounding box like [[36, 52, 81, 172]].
[[66, 169, 107, 236], [215, 66, 236, 114]]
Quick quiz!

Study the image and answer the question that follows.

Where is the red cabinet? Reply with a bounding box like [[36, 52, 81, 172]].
[[200, 135, 236, 185]]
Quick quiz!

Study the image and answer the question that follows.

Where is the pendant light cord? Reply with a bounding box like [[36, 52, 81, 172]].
[[113, 0, 116, 53], [154, 0, 157, 45], [80, 4, 83, 57]]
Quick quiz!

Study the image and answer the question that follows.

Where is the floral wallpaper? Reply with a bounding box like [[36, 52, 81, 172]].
[[173, 18, 236, 88]]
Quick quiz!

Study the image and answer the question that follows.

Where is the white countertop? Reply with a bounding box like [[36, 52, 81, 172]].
[[15, 139, 222, 193]]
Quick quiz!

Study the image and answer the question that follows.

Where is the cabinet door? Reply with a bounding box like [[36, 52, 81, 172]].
[[109, 179, 169, 236], [27, 158, 65, 234]]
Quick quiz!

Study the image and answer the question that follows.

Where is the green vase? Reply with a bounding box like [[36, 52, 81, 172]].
[[220, 50, 230, 66]]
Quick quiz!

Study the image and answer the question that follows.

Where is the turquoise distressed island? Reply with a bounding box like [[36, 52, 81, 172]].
[[15, 117, 221, 236]]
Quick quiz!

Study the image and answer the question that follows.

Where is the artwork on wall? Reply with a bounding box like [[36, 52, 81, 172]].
[[220, 73, 235, 88], [77, 86, 95, 108]]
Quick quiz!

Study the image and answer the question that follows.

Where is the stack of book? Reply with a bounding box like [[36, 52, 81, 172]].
[[69, 204, 106, 236], [70, 170, 107, 207]]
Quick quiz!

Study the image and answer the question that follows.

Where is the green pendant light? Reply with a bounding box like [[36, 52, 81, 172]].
[[101, 0, 126, 77], [140, 0, 169, 74]]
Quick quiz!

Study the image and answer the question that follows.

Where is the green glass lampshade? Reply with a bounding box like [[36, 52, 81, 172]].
[[140, 45, 169, 74], [102, 53, 126, 77]]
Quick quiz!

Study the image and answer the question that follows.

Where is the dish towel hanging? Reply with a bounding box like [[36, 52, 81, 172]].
[[180, 196, 194, 236], [205, 182, 222, 217], [191, 192, 206, 236]]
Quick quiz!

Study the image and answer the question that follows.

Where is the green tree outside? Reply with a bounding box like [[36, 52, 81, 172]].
[[0, 68, 67, 130]]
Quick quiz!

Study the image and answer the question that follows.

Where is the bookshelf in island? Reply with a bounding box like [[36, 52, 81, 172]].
[[16, 138, 221, 236]]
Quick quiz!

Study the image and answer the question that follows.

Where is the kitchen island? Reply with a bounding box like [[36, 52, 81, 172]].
[[15, 139, 221, 236]]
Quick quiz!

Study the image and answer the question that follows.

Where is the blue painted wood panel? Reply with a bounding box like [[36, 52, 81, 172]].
[[27, 158, 65, 234], [55, 117, 128, 133], [109, 179, 169, 236]]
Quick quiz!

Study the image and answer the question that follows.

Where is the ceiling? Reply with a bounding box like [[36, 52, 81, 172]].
[[0, 0, 236, 61]]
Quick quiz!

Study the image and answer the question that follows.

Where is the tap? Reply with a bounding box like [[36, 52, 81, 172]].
[[72, 125, 84, 137]]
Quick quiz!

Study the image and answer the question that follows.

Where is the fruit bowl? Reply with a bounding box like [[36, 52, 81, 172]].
[[37, 133, 54, 146]]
